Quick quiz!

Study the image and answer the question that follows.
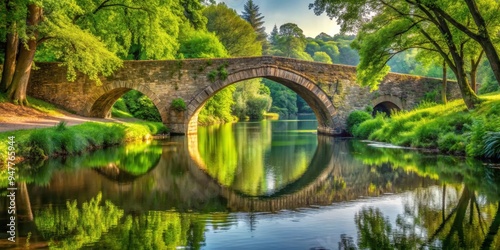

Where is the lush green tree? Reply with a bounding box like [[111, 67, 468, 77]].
[[177, 26, 235, 124], [0, 0, 206, 106], [121, 90, 161, 122], [319, 41, 339, 62], [178, 29, 228, 59], [203, 3, 261, 56], [232, 79, 272, 120], [297, 96, 313, 113], [316, 32, 334, 41], [478, 60, 500, 94], [199, 85, 236, 124], [305, 41, 321, 57], [310, 0, 481, 109], [420, 0, 500, 89], [313, 51, 333, 63], [269, 25, 279, 46], [274, 23, 313, 60], [1, 1, 120, 105], [264, 79, 298, 118], [241, 0, 269, 53], [201, 2, 271, 121], [335, 36, 360, 66]]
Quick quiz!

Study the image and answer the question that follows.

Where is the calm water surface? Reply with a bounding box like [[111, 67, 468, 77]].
[[1, 115, 500, 249]]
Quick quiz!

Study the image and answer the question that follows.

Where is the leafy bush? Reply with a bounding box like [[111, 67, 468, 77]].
[[354, 114, 386, 139], [113, 98, 128, 112], [207, 70, 217, 82], [416, 100, 438, 109], [484, 132, 500, 159], [347, 110, 372, 135], [364, 105, 374, 113], [412, 122, 442, 148], [171, 98, 187, 111], [466, 119, 488, 157], [28, 130, 57, 157], [121, 90, 161, 122], [438, 132, 465, 153], [218, 66, 228, 81], [246, 96, 272, 120]]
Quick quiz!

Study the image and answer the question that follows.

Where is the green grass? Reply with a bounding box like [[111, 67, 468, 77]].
[[111, 108, 134, 118], [0, 92, 63, 116], [0, 93, 169, 189], [352, 92, 500, 159], [0, 120, 169, 167]]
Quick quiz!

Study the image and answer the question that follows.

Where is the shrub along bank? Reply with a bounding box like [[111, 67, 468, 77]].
[[347, 93, 500, 160], [0, 121, 168, 166]]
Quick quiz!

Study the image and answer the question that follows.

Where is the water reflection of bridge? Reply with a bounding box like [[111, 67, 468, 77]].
[[15, 135, 438, 217], [187, 134, 338, 212], [186, 135, 436, 212]]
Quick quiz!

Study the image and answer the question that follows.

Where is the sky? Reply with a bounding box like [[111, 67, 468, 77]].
[[217, 0, 341, 38]]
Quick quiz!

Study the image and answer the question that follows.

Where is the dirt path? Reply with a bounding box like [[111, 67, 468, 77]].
[[0, 102, 125, 132]]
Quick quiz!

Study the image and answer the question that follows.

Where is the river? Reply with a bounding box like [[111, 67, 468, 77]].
[[1, 115, 500, 249]]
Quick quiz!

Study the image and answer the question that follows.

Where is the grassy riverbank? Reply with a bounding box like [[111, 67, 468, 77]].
[[0, 93, 168, 167], [0, 120, 168, 166], [349, 92, 500, 159]]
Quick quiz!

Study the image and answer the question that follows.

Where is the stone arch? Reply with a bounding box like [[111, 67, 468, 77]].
[[371, 95, 403, 116], [185, 66, 336, 135], [84, 82, 167, 122]]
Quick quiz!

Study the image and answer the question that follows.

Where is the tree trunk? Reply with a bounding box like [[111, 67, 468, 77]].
[[442, 184, 446, 222], [1, 31, 18, 92], [470, 51, 484, 93], [432, 9, 480, 109], [443, 186, 472, 247], [470, 58, 478, 93], [463, 0, 500, 88], [442, 60, 447, 104], [455, 64, 480, 110], [481, 203, 500, 249], [1, 0, 19, 92], [6, 4, 41, 106]]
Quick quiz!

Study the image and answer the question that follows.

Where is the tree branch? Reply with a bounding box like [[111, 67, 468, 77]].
[[381, 0, 430, 21], [37, 36, 54, 44], [94, 3, 151, 14], [92, 0, 112, 14], [392, 19, 424, 38], [424, 3, 481, 41]]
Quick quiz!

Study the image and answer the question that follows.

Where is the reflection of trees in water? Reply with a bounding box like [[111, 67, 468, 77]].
[[34, 192, 215, 249], [354, 185, 500, 249], [350, 140, 500, 249], [16, 137, 500, 248], [310, 140, 440, 202], [16, 142, 163, 186], [197, 121, 317, 196], [355, 207, 423, 249], [24, 138, 225, 214]]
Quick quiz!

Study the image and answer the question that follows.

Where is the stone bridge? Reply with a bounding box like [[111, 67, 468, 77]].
[[27, 56, 461, 135]]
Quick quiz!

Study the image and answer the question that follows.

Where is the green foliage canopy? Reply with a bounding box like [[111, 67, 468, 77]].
[[203, 3, 261, 56]]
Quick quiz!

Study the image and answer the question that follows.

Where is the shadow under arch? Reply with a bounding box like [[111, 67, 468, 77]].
[[371, 95, 403, 116], [93, 161, 160, 183], [185, 66, 336, 135], [84, 83, 166, 122]]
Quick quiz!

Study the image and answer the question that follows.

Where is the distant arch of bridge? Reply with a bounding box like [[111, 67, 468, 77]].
[[28, 56, 460, 135]]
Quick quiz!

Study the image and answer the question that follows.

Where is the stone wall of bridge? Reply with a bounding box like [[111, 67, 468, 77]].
[[27, 56, 461, 135]]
